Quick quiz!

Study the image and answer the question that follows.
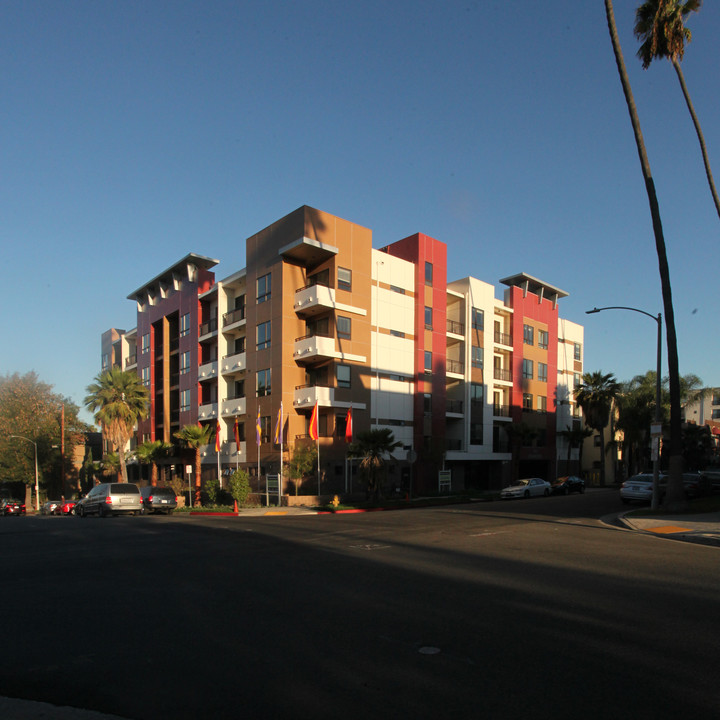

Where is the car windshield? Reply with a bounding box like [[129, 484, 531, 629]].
[[516, 479, 529, 486]]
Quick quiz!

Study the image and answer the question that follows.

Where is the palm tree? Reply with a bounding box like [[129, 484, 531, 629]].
[[349, 428, 401, 502], [504, 422, 538, 483], [634, 0, 720, 220], [135, 440, 173, 486], [604, 0, 685, 510], [575, 371, 620, 486], [557, 425, 593, 475], [84, 368, 149, 484], [175, 423, 213, 506]]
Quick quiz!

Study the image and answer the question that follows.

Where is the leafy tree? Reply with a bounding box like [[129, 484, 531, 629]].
[[634, 0, 720, 220], [0, 371, 89, 504], [135, 440, 173, 486], [174, 423, 213, 506], [84, 368, 149, 484], [204, 476, 219, 506], [229, 468, 251, 506], [604, 0, 685, 510], [286, 443, 317, 495], [348, 428, 401, 502], [575, 371, 620, 486], [504, 422, 538, 483]]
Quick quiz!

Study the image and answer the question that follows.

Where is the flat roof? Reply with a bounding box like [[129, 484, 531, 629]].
[[127, 253, 219, 301]]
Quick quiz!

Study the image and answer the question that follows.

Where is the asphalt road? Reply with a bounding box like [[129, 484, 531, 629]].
[[2, 490, 719, 720]]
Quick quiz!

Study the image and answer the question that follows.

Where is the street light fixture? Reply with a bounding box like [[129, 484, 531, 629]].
[[585, 306, 663, 509], [9, 434, 40, 512]]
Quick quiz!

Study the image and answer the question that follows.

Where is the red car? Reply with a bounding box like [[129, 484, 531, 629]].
[[1, 499, 26, 516], [60, 499, 77, 515]]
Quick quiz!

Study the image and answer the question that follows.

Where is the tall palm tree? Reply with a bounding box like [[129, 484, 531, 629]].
[[175, 423, 213, 506], [135, 440, 173, 486], [575, 371, 620, 486], [349, 428, 401, 502], [84, 368, 149, 484], [557, 425, 594, 475], [604, 0, 685, 510], [634, 0, 720, 220]]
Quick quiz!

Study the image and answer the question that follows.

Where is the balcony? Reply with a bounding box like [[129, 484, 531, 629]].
[[220, 352, 246, 375], [445, 438, 463, 452], [199, 360, 218, 381], [493, 404, 511, 418], [494, 330, 512, 347], [124, 353, 137, 369], [446, 399, 464, 416], [293, 333, 366, 365], [294, 283, 335, 317], [294, 384, 334, 409], [446, 359, 465, 377], [493, 367, 512, 384], [222, 307, 246, 330], [221, 397, 246, 417], [446, 319, 465, 336], [199, 317, 218, 339], [198, 402, 218, 420]]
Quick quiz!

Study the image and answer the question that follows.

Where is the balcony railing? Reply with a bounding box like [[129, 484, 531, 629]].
[[223, 308, 246, 326], [494, 367, 512, 382], [199, 318, 218, 336], [446, 319, 465, 335], [493, 404, 511, 417], [494, 330, 512, 346], [124, 353, 137, 367], [446, 399, 464, 414], [446, 438, 463, 451], [447, 359, 465, 375]]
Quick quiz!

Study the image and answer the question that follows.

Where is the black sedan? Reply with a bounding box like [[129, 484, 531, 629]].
[[551, 476, 585, 495]]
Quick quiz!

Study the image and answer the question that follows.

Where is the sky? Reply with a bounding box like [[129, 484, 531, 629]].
[[2, 0, 719, 424]]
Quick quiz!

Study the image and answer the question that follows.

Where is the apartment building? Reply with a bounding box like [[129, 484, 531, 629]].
[[104, 206, 582, 494]]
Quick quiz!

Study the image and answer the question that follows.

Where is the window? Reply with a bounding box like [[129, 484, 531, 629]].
[[337, 267, 352, 291], [234, 336, 246, 354], [712, 393, 720, 406], [141, 366, 150, 387], [471, 346, 483, 369], [309, 269, 329, 287], [425, 261, 433, 286], [425, 306, 433, 330], [390, 285, 405, 294], [538, 362, 548, 382], [470, 423, 483, 444], [390, 330, 405, 338], [336, 414, 348, 438], [232, 380, 245, 399], [574, 343, 582, 361], [523, 393, 533, 410], [256, 321, 271, 350], [234, 421, 245, 442], [537, 396, 547, 412], [259, 416, 271, 443], [141, 333, 150, 354], [470, 383, 484, 404], [424, 351, 432, 374], [256, 273, 271, 303], [257, 368, 271, 397], [336, 364, 351, 389], [712, 409, 720, 420], [180, 313, 191, 338], [180, 390, 191, 412], [423, 393, 432, 414], [538, 330, 548, 349], [180, 351, 191, 375], [102, 353, 109, 371], [574, 373, 583, 390], [337, 316, 351, 340], [523, 324, 534, 345], [522, 359, 534, 380], [472, 308, 484, 331]]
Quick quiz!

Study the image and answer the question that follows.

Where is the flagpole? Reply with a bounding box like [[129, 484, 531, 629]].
[[279, 401, 284, 502]]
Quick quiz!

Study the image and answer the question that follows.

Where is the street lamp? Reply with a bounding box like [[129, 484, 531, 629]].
[[586, 306, 663, 509], [9, 434, 40, 512]]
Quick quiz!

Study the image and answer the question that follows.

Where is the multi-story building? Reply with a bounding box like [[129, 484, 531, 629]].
[[104, 206, 583, 495]]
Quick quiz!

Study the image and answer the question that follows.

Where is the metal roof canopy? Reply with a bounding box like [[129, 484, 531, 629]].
[[499, 272, 568, 308], [127, 252, 219, 302]]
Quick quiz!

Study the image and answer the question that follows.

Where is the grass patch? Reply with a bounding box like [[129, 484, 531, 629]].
[[627, 494, 720, 517]]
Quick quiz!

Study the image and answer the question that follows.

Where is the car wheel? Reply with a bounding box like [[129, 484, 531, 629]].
[[77, 505, 85, 517], [98, 504, 106, 518], [544, 488, 550, 496], [523, 490, 530, 498]]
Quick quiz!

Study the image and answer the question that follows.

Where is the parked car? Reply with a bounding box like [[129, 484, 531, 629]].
[[40, 500, 63, 515], [60, 499, 77, 515], [620, 473, 665, 504], [75, 483, 143, 517], [551, 476, 585, 495], [682, 472, 713, 499], [1, 499, 26, 516], [140, 486, 177, 514], [500, 478, 551, 499]]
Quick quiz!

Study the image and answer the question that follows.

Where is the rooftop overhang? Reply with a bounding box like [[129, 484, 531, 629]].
[[500, 272, 568, 309], [278, 236, 338, 266], [127, 253, 219, 304]]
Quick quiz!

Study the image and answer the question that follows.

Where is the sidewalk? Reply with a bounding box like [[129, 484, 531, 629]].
[[617, 510, 720, 547]]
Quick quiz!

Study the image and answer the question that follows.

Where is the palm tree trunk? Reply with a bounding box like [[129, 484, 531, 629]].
[[604, 0, 686, 510], [194, 450, 202, 506], [118, 445, 128, 483], [672, 58, 720, 222]]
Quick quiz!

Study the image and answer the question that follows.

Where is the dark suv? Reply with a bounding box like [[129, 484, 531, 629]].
[[140, 486, 178, 514]]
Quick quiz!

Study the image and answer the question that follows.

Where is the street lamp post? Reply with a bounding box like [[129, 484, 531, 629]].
[[9, 434, 40, 512], [586, 306, 662, 509]]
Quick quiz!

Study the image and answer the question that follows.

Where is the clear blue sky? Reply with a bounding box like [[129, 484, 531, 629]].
[[2, 1, 718, 423]]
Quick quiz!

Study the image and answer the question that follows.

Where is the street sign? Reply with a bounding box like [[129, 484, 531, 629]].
[[651, 423, 663, 437]]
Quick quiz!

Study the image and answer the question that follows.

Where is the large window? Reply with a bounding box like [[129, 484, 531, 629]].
[[522, 359, 534, 380], [141, 333, 150, 354], [257, 273, 271, 303], [425, 306, 433, 330], [256, 321, 271, 350], [336, 364, 351, 389], [425, 262, 433, 286], [337, 267, 352, 291], [337, 316, 351, 340], [141, 366, 150, 387], [180, 351, 191, 375], [470, 423, 483, 444], [471, 308, 484, 331], [523, 324, 534, 346], [537, 396, 547, 412], [470, 383, 484, 404], [257, 368, 271, 397], [523, 393, 533, 410], [471, 346, 483, 369], [574, 342, 582, 361], [423, 393, 432, 414], [180, 313, 191, 338], [180, 389, 191, 412], [538, 329, 548, 349], [424, 351, 432, 374]]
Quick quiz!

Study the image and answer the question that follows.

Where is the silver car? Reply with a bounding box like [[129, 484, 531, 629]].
[[76, 483, 143, 517], [500, 477, 551, 499], [620, 473, 665, 504]]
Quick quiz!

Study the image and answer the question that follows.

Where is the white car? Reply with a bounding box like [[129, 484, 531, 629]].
[[500, 478, 551, 499], [619, 473, 665, 504]]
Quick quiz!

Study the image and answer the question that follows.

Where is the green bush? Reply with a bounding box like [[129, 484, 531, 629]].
[[229, 469, 251, 507]]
